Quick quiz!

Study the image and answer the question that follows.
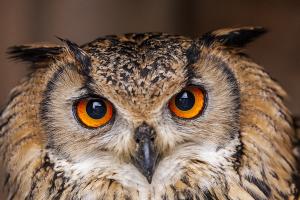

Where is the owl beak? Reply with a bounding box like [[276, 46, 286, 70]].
[[132, 123, 158, 184]]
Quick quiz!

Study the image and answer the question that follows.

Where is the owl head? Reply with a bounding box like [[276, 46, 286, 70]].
[[8, 27, 273, 194]]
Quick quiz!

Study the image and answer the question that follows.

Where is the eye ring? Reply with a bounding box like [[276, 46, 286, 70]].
[[74, 97, 114, 128], [168, 86, 205, 119]]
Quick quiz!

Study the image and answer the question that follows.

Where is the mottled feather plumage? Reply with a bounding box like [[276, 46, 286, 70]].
[[0, 27, 299, 200]]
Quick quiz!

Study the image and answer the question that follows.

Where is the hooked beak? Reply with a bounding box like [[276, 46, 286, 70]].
[[132, 123, 158, 184]]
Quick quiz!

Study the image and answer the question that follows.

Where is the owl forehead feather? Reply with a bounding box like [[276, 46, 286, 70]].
[[7, 27, 266, 66], [81, 34, 198, 106], [73, 28, 265, 99]]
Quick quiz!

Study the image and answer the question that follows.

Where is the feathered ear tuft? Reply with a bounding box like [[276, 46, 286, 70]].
[[8, 38, 92, 74], [201, 26, 267, 47], [56, 37, 91, 74], [7, 44, 63, 63]]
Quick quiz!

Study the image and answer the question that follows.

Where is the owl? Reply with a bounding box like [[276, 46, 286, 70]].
[[0, 27, 299, 200]]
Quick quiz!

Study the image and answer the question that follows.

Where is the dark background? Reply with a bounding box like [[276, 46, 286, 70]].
[[0, 0, 299, 114]]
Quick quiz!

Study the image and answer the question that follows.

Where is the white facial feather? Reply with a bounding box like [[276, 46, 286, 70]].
[[48, 133, 239, 200]]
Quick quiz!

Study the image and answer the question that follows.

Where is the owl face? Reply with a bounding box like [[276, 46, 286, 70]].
[[4, 27, 297, 199], [40, 34, 241, 186]]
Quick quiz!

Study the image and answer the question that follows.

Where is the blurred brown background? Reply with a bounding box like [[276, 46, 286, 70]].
[[0, 0, 299, 114]]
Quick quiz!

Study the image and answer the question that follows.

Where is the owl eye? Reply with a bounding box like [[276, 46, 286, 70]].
[[75, 98, 113, 128], [169, 86, 205, 119]]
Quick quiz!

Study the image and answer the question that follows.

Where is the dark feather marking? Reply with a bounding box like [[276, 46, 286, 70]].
[[204, 55, 241, 154], [50, 172, 68, 200], [82, 74, 99, 100], [276, 189, 289, 200], [186, 42, 200, 65], [204, 55, 240, 112], [8, 187, 19, 200], [182, 189, 194, 200], [0, 113, 17, 137], [0, 104, 5, 117], [276, 147, 295, 171], [270, 171, 279, 180], [231, 142, 243, 171], [201, 27, 267, 47], [161, 194, 168, 200], [49, 172, 61, 193], [25, 154, 54, 199], [113, 192, 117, 200], [40, 66, 75, 158], [170, 185, 178, 200], [56, 37, 91, 76], [245, 188, 265, 200], [7, 90, 23, 105], [151, 76, 160, 84], [1, 142, 10, 162], [107, 179, 115, 189], [203, 189, 216, 200], [218, 27, 266, 47], [124, 195, 132, 200], [245, 176, 271, 198], [292, 173, 300, 199], [72, 183, 82, 199], [184, 43, 198, 87], [140, 67, 151, 78], [190, 158, 207, 165], [11, 133, 35, 150], [218, 60, 240, 111], [181, 175, 192, 187], [278, 110, 293, 128], [4, 173, 10, 186], [2, 121, 28, 140], [82, 177, 100, 191], [294, 116, 300, 130], [69, 182, 77, 193], [7, 45, 63, 63]]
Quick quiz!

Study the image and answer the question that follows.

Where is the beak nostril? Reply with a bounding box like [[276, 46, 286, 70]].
[[150, 137, 155, 142], [135, 138, 140, 144]]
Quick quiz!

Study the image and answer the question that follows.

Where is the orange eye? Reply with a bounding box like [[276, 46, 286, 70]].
[[76, 98, 113, 128], [169, 86, 205, 119]]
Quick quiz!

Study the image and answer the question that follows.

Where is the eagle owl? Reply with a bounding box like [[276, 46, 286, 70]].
[[0, 27, 299, 200]]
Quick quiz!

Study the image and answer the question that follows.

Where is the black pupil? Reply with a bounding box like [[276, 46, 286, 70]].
[[86, 99, 107, 119], [175, 90, 195, 111]]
